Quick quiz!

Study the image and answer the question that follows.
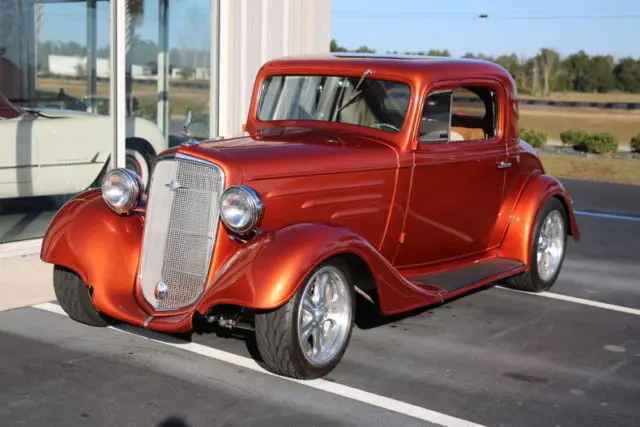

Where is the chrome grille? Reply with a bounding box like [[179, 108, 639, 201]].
[[138, 154, 224, 311]]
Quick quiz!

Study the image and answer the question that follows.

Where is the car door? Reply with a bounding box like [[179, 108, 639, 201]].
[[33, 112, 110, 196], [393, 81, 508, 267]]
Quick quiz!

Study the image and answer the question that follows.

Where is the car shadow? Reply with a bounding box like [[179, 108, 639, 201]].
[[157, 416, 191, 427], [103, 283, 497, 372], [353, 283, 496, 329]]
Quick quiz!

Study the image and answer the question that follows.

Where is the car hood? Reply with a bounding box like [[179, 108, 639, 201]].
[[179, 127, 400, 181]]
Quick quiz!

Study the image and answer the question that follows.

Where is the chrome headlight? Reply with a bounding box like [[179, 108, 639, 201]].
[[101, 168, 143, 214], [220, 185, 263, 234]]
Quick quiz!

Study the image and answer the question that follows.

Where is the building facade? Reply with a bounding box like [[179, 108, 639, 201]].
[[0, 0, 331, 247]]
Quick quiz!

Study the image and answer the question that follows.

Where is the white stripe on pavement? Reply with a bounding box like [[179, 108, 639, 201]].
[[574, 210, 640, 222], [497, 287, 640, 316], [32, 302, 486, 427]]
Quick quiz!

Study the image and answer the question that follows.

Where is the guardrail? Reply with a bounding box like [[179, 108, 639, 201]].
[[515, 99, 640, 111]]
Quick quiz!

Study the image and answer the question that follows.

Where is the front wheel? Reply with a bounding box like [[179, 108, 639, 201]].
[[53, 265, 110, 327], [254, 259, 355, 379], [502, 197, 568, 292]]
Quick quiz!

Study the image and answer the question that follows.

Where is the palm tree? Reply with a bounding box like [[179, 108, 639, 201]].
[[125, 0, 144, 114]]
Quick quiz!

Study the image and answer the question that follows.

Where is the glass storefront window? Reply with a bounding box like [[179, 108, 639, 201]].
[[124, 0, 211, 157], [0, 0, 214, 244], [0, 0, 117, 243]]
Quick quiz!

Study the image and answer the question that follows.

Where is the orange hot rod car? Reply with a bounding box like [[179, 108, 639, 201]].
[[41, 53, 580, 380]]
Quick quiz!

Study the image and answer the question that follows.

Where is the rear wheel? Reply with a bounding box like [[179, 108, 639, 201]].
[[254, 259, 355, 379], [53, 265, 110, 327], [502, 198, 568, 292]]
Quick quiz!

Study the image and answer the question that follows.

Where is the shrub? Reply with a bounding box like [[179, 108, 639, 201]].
[[582, 132, 619, 154], [559, 129, 589, 147], [520, 128, 547, 148], [631, 133, 640, 153]]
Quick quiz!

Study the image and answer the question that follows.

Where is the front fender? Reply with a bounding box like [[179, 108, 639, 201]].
[[40, 189, 150, 327], [498, 172, 580, 264], [194, 223, 444, 315]]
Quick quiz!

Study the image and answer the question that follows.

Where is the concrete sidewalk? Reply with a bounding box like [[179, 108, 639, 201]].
[[0, 254, 54, 312]]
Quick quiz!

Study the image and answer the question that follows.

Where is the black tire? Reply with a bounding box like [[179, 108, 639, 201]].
[[502, 197, 568, 292], [254, 258, 355, 380], [125, 138, 155, 189], [53, 265, 110, 327]]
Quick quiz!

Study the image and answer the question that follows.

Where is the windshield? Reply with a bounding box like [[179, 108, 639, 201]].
[[256, 74, 411, 133]]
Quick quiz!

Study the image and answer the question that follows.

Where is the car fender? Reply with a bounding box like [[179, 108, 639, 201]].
[[128, 116, 168, 154], [194, 223, 444, 316], [498, 172, 580, 264], [40, 189, 150, 326]]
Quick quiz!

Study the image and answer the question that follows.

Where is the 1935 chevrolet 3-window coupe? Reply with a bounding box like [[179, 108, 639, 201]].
[[41, 53, 580, 380]]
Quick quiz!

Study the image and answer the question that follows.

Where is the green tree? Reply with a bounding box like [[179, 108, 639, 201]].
[[613, 58, 640, 93], [590, 55, 615, 92], [536, 48, 560, 97]]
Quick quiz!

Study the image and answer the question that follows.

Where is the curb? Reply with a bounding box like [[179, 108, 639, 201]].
[[0, 239, 43, 259]]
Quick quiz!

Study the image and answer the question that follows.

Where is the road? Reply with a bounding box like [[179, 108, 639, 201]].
[[1, 178, 639, 427]]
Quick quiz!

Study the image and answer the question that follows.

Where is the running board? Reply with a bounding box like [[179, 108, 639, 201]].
[[411, 258, 526, 294]]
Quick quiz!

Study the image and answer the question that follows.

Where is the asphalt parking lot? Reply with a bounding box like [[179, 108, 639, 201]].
[[1, 178, 639, 427]]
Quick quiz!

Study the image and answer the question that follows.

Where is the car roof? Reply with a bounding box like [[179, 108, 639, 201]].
[[259, 52, 514, 85]]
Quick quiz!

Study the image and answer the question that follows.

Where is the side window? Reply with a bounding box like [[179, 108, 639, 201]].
[[419, 90, 452, 143], [419, 86, 498, 143]]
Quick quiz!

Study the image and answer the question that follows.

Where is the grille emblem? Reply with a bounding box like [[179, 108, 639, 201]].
[[165, 180, 186, 191], [155, 281, 168, 299]]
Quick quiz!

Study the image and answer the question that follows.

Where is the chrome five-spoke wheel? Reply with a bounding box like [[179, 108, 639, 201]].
[[297, 265, 352, 367], [500, 197, 568, 293], [254, 259, 355, 380], [536, 209, 566, 282]]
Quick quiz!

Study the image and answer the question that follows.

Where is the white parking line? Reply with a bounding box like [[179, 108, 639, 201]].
[[497, 287, 640, 316], [574, 210, 640, 222], [32, 302, 486, 427]]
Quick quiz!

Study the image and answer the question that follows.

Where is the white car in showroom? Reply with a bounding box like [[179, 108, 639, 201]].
[[0, 90, 166, 200]]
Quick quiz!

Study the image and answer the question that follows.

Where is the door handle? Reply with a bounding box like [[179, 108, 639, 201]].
[[497, 161, 512, 169]]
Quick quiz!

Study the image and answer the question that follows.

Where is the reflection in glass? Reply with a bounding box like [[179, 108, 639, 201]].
[[125, 0, 212, 145], [0, 0, 214, 244], [0, 0, 117, 243], [257, 74, 411, 132]]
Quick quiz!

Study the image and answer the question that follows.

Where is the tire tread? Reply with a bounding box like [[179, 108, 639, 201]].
[[254, 258, 354, 379], [501, 197, 568, 293], [53, 266, 109, 327], [255, 298, 301, 378]]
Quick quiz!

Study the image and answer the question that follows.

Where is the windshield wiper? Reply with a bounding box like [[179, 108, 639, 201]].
[[335, 68, 373, 115]]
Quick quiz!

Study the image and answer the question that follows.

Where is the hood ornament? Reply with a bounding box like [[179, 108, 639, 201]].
[[180, 110, 199, 146]]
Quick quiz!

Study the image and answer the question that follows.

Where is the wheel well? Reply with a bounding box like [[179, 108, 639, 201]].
[[198, 252, 383, 331], [126, 137, 156, 157], [552, 194, 574, 237], [329, 252, 381, 316]]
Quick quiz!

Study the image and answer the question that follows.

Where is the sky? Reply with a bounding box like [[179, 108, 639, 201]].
[[37, 0, 640, 60]]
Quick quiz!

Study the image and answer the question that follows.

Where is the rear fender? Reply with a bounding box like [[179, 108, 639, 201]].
[[194, 223, 444, 316], [498, 173, 580, 264], [40, 189, 149, 326]]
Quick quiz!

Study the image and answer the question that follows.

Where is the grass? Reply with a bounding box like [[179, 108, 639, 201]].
[[540, 153, 640, 185], [520, 105, 640, 146], [38, 77, 210, 114]]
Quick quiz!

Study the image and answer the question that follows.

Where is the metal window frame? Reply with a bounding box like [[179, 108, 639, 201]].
[[109, 0, 126, 170]]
